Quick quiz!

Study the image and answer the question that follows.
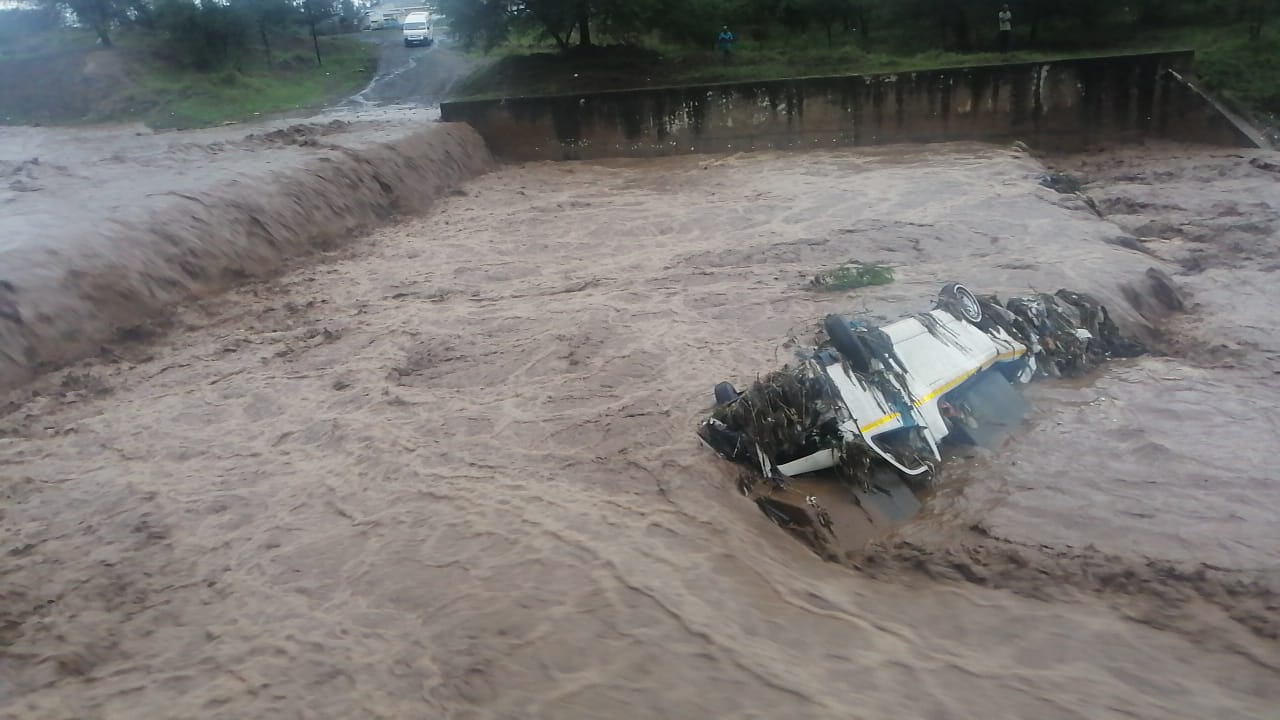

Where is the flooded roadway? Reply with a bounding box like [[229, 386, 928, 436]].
[[0, 132, 1277, 718], [348, 27, 476, 108]]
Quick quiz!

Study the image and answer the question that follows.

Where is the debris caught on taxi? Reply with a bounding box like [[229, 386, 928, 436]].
[[698, 283, 1145, 558]]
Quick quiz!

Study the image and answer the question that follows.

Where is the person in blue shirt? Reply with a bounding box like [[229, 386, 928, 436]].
[[716, 25, 736, 62]]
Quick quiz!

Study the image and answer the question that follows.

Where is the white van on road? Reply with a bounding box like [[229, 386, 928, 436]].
[[401, 12, 433, 47]]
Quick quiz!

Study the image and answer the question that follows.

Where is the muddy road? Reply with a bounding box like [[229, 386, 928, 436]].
[[348, 28, 477, 108]]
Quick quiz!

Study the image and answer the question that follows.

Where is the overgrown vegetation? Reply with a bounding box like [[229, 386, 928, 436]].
[[5, 0, 368, 62], [129, 35, 374, 127], [0, 0, 375, 126], [443, 0, 1280, 55], [1194, 31, 1280, 116], [810, 262, 895, 292], [443, 0, 1280, 120]]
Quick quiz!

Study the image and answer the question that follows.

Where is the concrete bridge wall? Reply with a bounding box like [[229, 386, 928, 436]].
[[440, 51, 1259, 160]]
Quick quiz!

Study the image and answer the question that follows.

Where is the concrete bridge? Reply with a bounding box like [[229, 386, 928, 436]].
[[441, 51, 1261, 161]]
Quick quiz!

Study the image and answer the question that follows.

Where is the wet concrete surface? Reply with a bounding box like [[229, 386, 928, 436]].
[[348, 29, 477, 108]]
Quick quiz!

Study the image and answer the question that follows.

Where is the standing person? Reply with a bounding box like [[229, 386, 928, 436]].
[[997, 5, 1013, 53], [716, 25, 736, 63]]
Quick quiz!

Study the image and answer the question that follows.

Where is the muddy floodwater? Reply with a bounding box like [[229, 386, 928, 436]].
[[1, 122, 1278, 718]]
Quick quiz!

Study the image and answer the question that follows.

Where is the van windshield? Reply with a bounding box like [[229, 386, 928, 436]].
[[403, 21, 427, 30]]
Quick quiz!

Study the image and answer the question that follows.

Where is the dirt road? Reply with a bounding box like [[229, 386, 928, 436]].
[[348, 29, 478, 108]]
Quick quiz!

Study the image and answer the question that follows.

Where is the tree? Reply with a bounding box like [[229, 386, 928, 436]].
[[521, 0, 577, 51], [0, 5, 61, 41], [575, 0, 591, 46], [120, 0, 154, 29], [236, 0, 296, 68], [882, 0, 963, 50], [845, 2, 872, 41], [589, 0, 664, 46], [59, 0, 122, 46], [439, 0, 668, 52], [810, 0, 855, 46], [152, 0, 251, 70], [302, 0, 337, 65], [339, 0, 360, 31], [437, 0, 511, 51], [1245, 0, 1268, 38]]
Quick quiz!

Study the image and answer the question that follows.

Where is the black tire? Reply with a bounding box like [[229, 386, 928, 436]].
[[824, 314, 874, 374], [713, 381, 740, 405], [940, 282, 983, 324]]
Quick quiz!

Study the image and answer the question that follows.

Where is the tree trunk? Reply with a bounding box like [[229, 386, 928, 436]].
[[576, 1, 591, 48], [825, 22, 833, 48], [530, 5, 572, 52], [85, 0, 113, 47], [310, 17, 322, 65], [260, 22, 273, 69], [858, 5, 868, 40], [94, 16, 113, 48], [949, 6, 970, 52]]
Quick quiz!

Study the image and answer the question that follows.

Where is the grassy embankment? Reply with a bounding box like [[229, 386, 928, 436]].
[[0, 28, 375, 128], [450, 23, 1280, 123]]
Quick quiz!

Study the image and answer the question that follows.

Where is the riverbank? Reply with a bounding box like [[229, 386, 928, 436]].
[[0, 29, 376, 128], [0, 111, 486, 391]]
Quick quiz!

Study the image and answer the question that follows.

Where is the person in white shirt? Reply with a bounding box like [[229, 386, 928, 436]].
[[998, 5, 1013, 53]]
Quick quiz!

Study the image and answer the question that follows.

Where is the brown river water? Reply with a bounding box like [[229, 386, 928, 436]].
[[1, 118, 1277, 718]]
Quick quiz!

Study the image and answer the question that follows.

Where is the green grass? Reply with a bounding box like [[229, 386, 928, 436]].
[[0, 30, 375, 128], [810, 262, 895, 292], [1186, 35, 1280, 119], [125, 38, 376, 128]]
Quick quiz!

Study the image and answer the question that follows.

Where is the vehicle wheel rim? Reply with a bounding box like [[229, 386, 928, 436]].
[[959, 289, 981, 321]]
